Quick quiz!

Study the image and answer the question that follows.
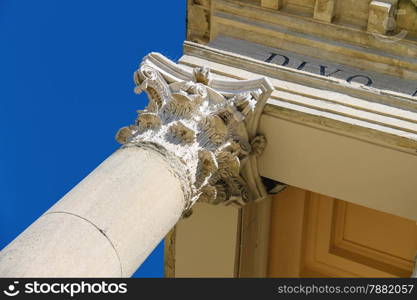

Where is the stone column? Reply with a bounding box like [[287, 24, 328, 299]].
[[0, 53, 272, 277]]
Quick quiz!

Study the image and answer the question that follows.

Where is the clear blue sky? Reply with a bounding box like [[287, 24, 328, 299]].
[[0, 0, 185, 277]]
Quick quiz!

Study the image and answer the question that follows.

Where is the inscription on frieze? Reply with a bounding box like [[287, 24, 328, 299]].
[[210, 36, 417, 99], [265, 53, 374, 87]]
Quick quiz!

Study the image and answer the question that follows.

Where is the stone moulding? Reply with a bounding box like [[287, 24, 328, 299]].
[[116, 53, 273, 213]]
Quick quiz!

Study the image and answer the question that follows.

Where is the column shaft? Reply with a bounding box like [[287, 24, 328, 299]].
[[0, 146, 186, 277]]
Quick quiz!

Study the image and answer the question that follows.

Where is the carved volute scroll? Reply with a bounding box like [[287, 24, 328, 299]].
[[116, 53, 273, 213]]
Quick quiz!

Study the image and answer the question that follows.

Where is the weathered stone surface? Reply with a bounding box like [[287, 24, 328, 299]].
[[188, 0, 417, 83], [397, 0, 417, 33], [261, 0, 282, 10], [187, 0, 211, 43], [313, 0, 335, 23], [117, 53, 273, 212], [367, 0, 397, 35]]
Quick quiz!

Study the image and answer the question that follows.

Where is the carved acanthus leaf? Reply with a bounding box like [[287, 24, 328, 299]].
[[251, 135, 267, 157], [118, 53, 273, 212]]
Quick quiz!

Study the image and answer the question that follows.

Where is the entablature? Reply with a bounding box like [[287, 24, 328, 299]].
[[187, 0, 417, 81], [181, 40, 417, 154]]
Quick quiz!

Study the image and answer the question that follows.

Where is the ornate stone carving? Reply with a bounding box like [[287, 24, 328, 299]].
[[116, 53, 273, 213]]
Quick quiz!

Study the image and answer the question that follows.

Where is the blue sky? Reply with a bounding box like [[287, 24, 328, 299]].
[[0, 0, 186, 277]]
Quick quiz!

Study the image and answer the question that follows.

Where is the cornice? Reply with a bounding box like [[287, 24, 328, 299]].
[[187, 0, 417, 80]]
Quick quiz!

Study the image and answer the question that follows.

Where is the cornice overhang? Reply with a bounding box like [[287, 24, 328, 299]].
[[187, 0, 417, 81]]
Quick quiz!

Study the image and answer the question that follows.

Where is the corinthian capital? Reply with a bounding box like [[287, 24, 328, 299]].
[[116, 53, 273, 213]]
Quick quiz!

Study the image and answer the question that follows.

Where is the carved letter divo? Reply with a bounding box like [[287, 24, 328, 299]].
[[116, 53, 273, 213]]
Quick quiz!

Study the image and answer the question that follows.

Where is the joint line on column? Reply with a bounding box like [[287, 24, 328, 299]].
[[44, 211, 124, 277]]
